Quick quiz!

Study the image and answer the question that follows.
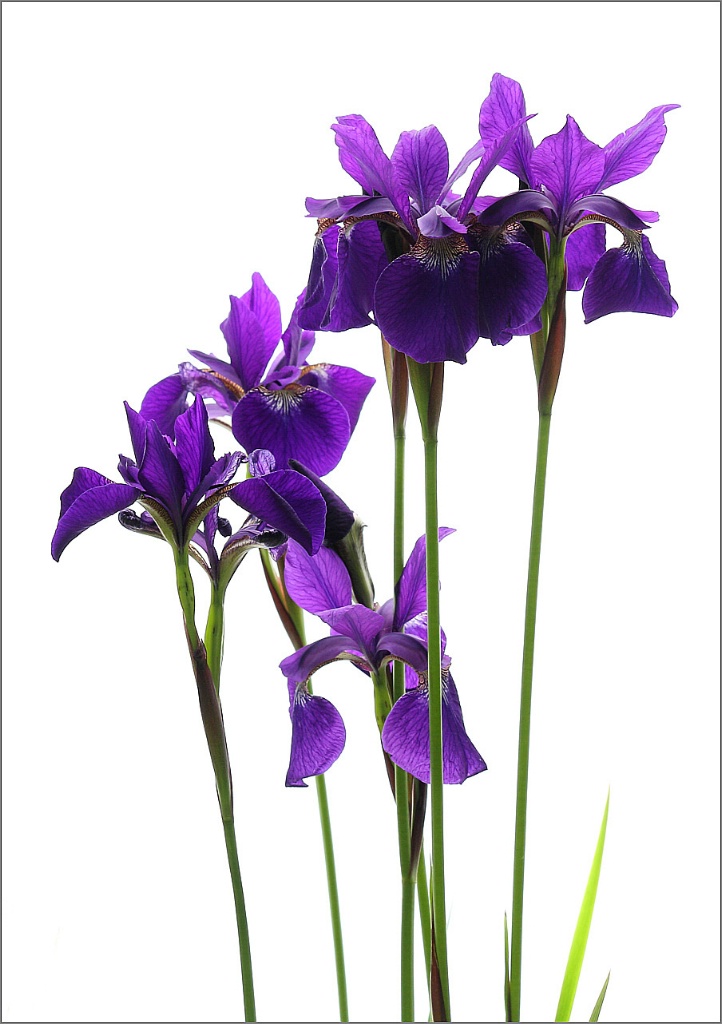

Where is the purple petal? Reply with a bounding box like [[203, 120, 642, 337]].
[[240, 272, 282, 352], [320, 605, 386, 664], [564, 223, 606, 291], [286, 689, 346, 788], [568, 194, 650, 231], [381, 674, 487, 784], [476, 237, 548, 345], [231, 386, 350, 476], [230, 469, 326, 554], [477, 188, 555, 228], [281, 634, 360, 688], [123, 402, 148, 465], [417, 206, 467, 238], [457, 116, 538, 222], [173, 398, 215, 495], [391, 126, 449, 214], [284, 540, 353, 615], [395, 528, 455, 631], [137, 420, 185, 531], [299, 228, 341, 332], [300, 224, 387, 335], [598, 104, 679, 191], [478, 73, 535, 184], [140, 374, 191, 437], [220, 294, 276, 392], [332, 115, 413, 231], [248, 449, 275, 476], [374, 243, 480, 364], [288, 460, 355, 544], [52, 471, 141, 560], [305, 194, 399, 220], [583, 233, 678, 322], [299, 363, 375, 434], [376, 631, 429, 677], [275, 289, 316, 371], [531, 116, 605, 218], [186, 349, 243, 391]]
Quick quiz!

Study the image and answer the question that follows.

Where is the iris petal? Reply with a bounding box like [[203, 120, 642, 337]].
[[52, 472, 141, 560], [583, 234, 678, 322], [285, 689, 346, 788], [374, 241, 480, 364]]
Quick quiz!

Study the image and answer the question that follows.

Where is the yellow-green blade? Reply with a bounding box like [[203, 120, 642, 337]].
[[504, 912, 512, 1022], [589, 971, 611, 1021], [554, 792, 610, 1022]]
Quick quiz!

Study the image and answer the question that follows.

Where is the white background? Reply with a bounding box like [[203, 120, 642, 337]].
[[3, 3, 719, 1022]]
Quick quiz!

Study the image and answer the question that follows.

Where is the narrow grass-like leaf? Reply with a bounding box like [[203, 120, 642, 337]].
[[504, 912, 512, 1023], [554, 792, 610, 1022], [589, 971, 610, 1021]]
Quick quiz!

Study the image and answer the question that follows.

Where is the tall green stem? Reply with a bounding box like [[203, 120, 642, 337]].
[[424, 433, 450, 1020], [509, 411, 552, 1022], [174, 552, 256, 1021], [262, 550, 349, 1022]]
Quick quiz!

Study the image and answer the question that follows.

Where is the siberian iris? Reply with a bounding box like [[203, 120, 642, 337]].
[[280, 530, 486, 787], [299, 93, 549, 363], [51, 398, 327, 562], [140, 273, 374, 476], [477, 73, 679, 321]]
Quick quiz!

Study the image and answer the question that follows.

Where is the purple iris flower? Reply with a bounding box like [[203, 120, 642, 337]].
[[140, 274, 375, 476], [299, 94, 549, 363], [52, 398, 327, 562], [279, 530, 486, 787], [477, 74, 678, 321]]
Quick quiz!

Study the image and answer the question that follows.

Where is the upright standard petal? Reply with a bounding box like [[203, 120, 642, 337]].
[[478, 73, 535, 184], [285, 688, 346, 787], [531, 116, 605, 220], [139, 374, 190, 437], [374, 241, 480, 364], [231, 385, 350, 476], [240, 272, 283, 353], [391, 126, 449, 214], [173, 398, 215, 495], [582, 233, 678, 322], [598, 104, 679, 192], [284, 540, 353, 615], [137, 420, 186, 534], [220, 294, 277, 393], [394, 528, 455, 631], [52, 469, 141, 560]]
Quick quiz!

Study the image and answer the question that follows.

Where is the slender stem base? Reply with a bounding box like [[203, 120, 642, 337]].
[[222, 817, 257, 1022], [509, 411, 552, 1022]]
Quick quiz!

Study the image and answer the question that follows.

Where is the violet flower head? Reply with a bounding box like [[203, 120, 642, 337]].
[[141, 274, 374, 476], [279, 530, 486, 787], [300, 94, 548, 363], [477, 74, 679, 321], [52, 399, 327, 563]]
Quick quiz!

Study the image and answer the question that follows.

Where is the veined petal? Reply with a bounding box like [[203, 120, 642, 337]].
[[300, 363, 375, 434], [598, 104, 679, 191], [381, 673, 487, 784], [186, 350, 243, 393], [174, 398, 215, 495], [320, 605, 386, 665], [284, 539, 353, 615], [394, 528, 455, 631], [333, 115, 413, 231], [391, 126, 449, 214], [457, 115, 537, 221], [230, 469, 326, 554], [276, 289, 315, 371], [565, 223, 606, 291], [330, 222, 390, 331], [377, 631, 429, 676], [374, 242, 480, 364], [531, 116, 605, 218], [220, 294, 277, 392], [281, 634, 360, 688], [288, 460, 355, 544], [137, 420, 185, 533], [476, 236, 548, 345], [299, 227, 341, 331], [478, 73, 535, 184], [567, 194, 650, 231], [123, 402, 148, 465], [286, 688, 346, 788], [52, 471, 141, 560], [231, 386, 350, 476], [583, 233, 678, 322], [140, 374, 191, 437], [477, 189, 556, 228], [240, 272, 282, 352]]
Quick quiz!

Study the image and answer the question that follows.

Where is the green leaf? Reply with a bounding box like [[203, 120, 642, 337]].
[[554, 791, 610, 1022], [589, 972, 610, 1022], [504, 913, 512, 1023]]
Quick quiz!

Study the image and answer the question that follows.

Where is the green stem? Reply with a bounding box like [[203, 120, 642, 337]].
[[416, 847, 432, 984], [264, 557, 349, 1022], [174, 551, 256, 1021], [222, 817, 257, 1022], [424, 434, 450, 1021], [509, 411, 552, 1022], [204, 582, 226, 692]]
